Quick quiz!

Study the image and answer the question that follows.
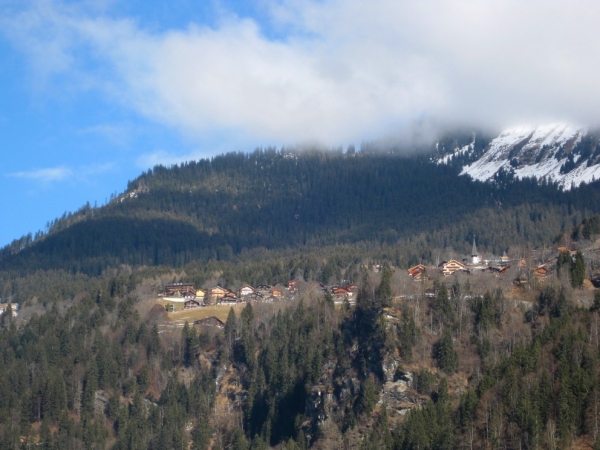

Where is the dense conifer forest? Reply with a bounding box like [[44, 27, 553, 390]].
[[2, 147, 600, 448]]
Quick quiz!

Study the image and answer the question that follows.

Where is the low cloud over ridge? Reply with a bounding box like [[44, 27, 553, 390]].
[[4, 0, 600, 149]]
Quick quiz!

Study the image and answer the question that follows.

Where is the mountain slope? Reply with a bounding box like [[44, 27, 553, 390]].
[[2, 147, 600, 274], [437, 124, 600, 189]]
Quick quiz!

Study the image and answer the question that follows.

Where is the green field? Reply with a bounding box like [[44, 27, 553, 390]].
[[157, 299, 244, 324]]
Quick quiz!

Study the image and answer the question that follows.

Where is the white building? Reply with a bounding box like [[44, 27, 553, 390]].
[[471, 238, 481, 265]]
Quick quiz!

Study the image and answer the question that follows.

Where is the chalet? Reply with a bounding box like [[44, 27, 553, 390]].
[[196, 288, 206, 298], [501, 252, 509, 265], [344, 284, 358, 297], [194, 317, 225, 329], [165, 283, 196, 297], [407, 264, 427, 280], [287, 280, 297, 291], [439, 260, 467, 276], [239, 284, 256, 298], [533, 266, 550, 280], [332, 287, 349, 299], [209, 286, 229, 301], [220, 296, 241, 304], [271, 289, 284, 298], [184, 299, 201, 309]]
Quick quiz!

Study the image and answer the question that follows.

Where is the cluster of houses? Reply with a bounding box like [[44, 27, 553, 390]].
[[407, 241, 596, 285], [162, 282, 287, 308], [407, 239, 511, 280], [407, 259, 509, 280], [162, 280, 359, 311]]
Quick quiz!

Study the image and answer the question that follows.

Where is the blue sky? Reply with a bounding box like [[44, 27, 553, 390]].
[[1, 0, 600, 247]]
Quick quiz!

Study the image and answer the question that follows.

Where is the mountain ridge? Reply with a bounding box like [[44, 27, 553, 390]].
[[2, 146, 600, 275]]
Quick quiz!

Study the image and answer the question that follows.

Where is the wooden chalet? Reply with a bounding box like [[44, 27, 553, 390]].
[[332, 287, 349, 299], [196, 288, 206, 298], [209, 286, 229, 301], [239, 292, 261, 302], [165, 283, 196, 297], [220, 295, 241, 304], [407, 264, 427, 280], [439, 260, 467, 276], [194, 317, 225, 329], [184, 299, 201, 309], [533, 266, 550, 280], [287, 280, 297, 291], [239, 284, 256, 298], [345, 285, 358, 297], [271, 289, 284, 298]]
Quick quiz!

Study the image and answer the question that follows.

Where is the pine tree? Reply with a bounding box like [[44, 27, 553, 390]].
[[376, 267, 393, 308], [435, 329, 458, 374], [571, 251, 585, 288]]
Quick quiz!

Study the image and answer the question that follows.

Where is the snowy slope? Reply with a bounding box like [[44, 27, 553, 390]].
[[437, 124, 600, 190]]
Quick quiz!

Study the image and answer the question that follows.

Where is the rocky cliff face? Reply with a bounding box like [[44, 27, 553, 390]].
[[435, 124, 600, 189]]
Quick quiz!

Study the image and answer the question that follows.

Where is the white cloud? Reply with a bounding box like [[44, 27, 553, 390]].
[[4, 0, 600, 149], [9, 166, 73, 182], [136, 150, 197, 169], [7, 163, 113, 184]]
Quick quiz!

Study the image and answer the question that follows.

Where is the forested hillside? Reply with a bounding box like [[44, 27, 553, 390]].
[[2, 147, 600, 449], [2, 250, 600, 449], [2, 147, 600, 275]]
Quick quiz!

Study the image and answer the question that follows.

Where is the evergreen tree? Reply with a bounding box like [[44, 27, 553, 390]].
[[571, 251, 585, 288], [435, 329, 459, 374], [376, 267, 393, 308]]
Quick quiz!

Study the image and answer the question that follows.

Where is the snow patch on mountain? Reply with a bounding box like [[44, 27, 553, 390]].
[[437, 142, 473, 165], [449, 124, 600, 190]]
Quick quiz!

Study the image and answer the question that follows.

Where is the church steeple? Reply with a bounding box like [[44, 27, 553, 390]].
[[471, 237, 481, 264]]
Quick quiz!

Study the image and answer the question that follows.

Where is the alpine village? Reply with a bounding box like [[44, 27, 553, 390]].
[[6, 128, 600, 450]]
